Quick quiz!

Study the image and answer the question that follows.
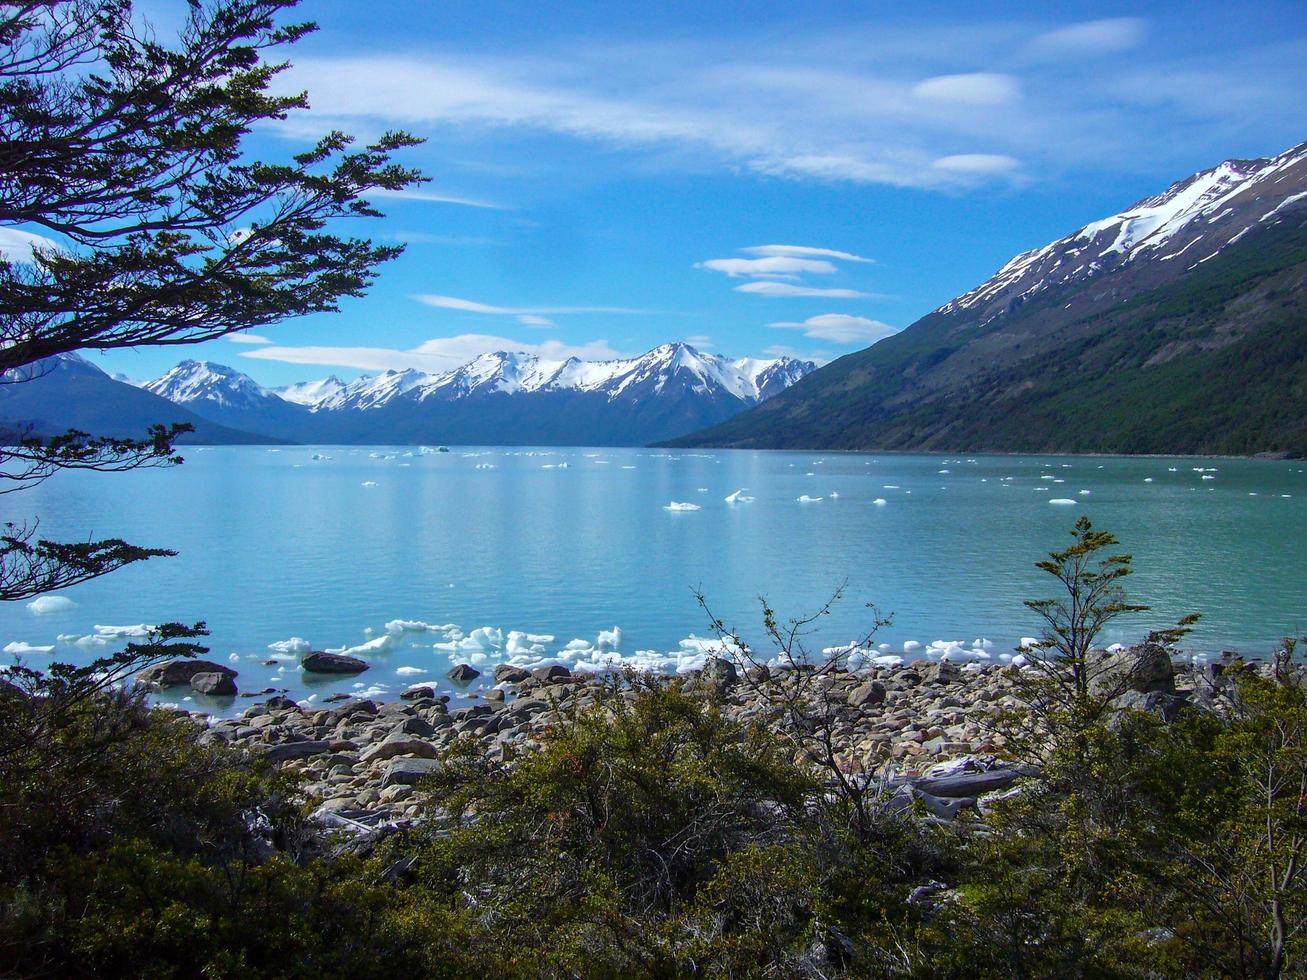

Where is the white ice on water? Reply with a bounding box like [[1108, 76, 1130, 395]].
[[724, 488, 755, 503], [664, 501, 701, 511], [4, 641, 54, 655], [27, 595, 76, 615], [268, 636, 311, 654]]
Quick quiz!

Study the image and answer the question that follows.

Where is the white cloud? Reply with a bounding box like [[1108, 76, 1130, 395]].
[[684, 335, 713, 348], [931, 153, 1021, 175], [240, 334, 631, 373], [696, 256, 837, 278], [365, 186, 508, 210], [516, 314, 555, 328], [1028, 18, 1147, 57], [226, 333, 273, 345], [0, 227, 60, 263], [769, 314, 899, 344], [413, 293, 651, 317], [911, 73, 1020, 107], [743, 245, 873, 263], [735, 282, 872, 299]]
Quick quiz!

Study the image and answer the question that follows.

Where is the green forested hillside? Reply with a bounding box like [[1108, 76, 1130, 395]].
[[664, 217, 1307, 456]]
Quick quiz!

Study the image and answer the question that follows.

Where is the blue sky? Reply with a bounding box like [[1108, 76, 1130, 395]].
[[57, 1, 1307, 383]]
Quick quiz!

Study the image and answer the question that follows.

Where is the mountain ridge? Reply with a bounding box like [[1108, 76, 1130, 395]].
[[663, 139, 1307, 456]]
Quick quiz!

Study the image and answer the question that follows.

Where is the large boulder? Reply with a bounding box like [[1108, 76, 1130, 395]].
[[360, 734, 440, 764], [698, 656, 739, 695], [848, 679, 887, 708], [382, 757, 441, 787], [262, 740, 331, 763], [530, 664, 570, 684], [1088, 643, 1175, 697], [301, 651, 369, 674], [191, 671, 237, 696], [137, 659, 236, 689], [494, 664, 531, 684], [447, 663, 480, 683]]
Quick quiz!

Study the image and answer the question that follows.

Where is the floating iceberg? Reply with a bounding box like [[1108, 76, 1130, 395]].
[[873, 498, 887, 505], [596, 627, 622, 651], [395, 666, 427, 676], [361, 481, 379, 487], [27, 595, 76, 615], [796, 495, 823, 503], [664, 501, 701, 511], [4, 641, 54, 655], [268, 636, 311, 654], [724, 488, 755, 503], [94, 624, 153, 638], [1048, 498, 1076, 505]]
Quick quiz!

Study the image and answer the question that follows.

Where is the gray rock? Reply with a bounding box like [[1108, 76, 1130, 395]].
[[382, 757, 441, 787], [914, 766, 1036, 799], [191, 671, 237, 696], [1113, 689, 1188, 722], [494, 664, 531, 684], [137, 659, 237, 689], [1088, 642, 1174, 697], [695, 656, 738, 695], [848, 680, 887, 708], [531, 664, 571, 683], [262, 740, 331, 763], [302, 652, 369, 674], [400, 686, 436, 701], [448, 663, 480, 683], [360, 734, 440, 764]]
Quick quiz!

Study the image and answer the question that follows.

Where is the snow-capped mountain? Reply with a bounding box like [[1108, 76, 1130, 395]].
[[940, 141, 1307, 324], [144, 360, 283, 412], [276, 375, 345, 406], [669, 138, 1307, 456], [141, 343, 815, 446]]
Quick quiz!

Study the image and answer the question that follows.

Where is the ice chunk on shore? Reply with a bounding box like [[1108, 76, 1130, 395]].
[[4, 641, 54, 655], [268, 636, 310, 654], [27, 595, 76, 615], [664, 501, 701, 511]]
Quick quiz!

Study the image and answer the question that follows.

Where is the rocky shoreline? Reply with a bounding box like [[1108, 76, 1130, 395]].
[[164, 647, 1229, 827]]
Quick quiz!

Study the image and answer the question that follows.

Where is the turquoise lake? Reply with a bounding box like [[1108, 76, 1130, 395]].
[[4, 446, 1304, 713]]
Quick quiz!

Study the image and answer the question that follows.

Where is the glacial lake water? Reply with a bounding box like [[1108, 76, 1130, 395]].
[[4, 446, 1305, 715]]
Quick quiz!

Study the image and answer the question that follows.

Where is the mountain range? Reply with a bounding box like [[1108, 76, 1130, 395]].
[[0, 345, 815, 447], [666, 140, 1307, 456]]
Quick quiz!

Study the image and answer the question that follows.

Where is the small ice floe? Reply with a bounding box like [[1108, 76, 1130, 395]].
[[873, 498, 888, 505], [1106, 643, 1127, 653], [1049, 498, 1076, 505], [27, 595, 76, 615], [327, 634, 396, 658], [1017, 637, 1040, 650], [94, 624, 153, 638], [541, 462, 570, 469], [796, 495, 823, 503], [621, 465, 636, 469], [1201, 475, 1216, 481], [395, 666, 427, 676], [475, 463, 497, 470], [361, 481, 378, 487], [4, 641, 54, 655], [1079, 490, 1091, 495], [724, 488, 755, 503], [697, 487, 709, 493], [883, 485, 899, 489], [311, 453, 332, 460], [664, 501, 701, 511], [73, 634, 109, 649], [268, 636, 311, 654], [1144, 478, 1154, 483], [228, 653, 241, 663], [565, 638, 593, 651], [597, 627, 622, 651], [829, 491, 840, 498], [385, 620, 439, 634], [902, 640, 922, 653]]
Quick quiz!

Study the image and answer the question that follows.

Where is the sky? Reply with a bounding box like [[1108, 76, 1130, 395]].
[[22, 1, 1307, 385]]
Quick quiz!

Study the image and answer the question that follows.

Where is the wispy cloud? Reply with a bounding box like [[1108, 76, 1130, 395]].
[[275, 16, 1304, 192], [225, 333, 273, 345], [769, 313, 898, 344], [743, 245, 873, 263], [413, 293, 652, 327], [736, 282, 872, 298], [1026, 18, 1147, 58], [240, 335, 631, 373], [911, 72, 1020, 107], [696, 257, 837, 278], [365, 186, 508, 210]]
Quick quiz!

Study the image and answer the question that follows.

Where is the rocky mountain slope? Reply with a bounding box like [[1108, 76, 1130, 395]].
[[665, 140, 1307, 456]]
